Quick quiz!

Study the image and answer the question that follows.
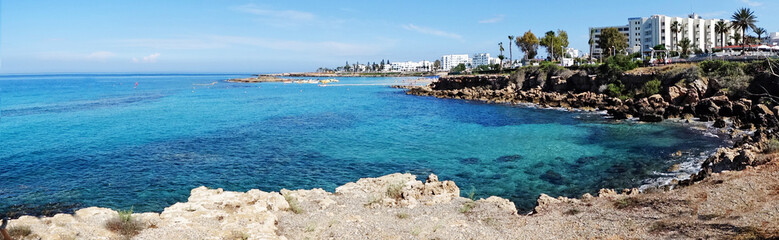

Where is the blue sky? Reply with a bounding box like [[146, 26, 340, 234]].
[[1, 0, 776, 73]]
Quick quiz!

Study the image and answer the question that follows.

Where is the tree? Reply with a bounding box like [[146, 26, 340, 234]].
[[678, 38, 692, 58], [732, 8, 757, 54], [558, 30, 569, 58], [433, 60, 441, 71], [450, 63, 466, 73], [733, 32, 742, 46], [498, 42, 505, 70], [598, 27, 628, 58], [588, 29, 595, 61], [670, 21, 681, 51], [754, 27, 766, 43], [539, 30, 568, 61], [497, 54, 505, 72], [517, 30, 539, 61], [715, 21, 730, 48], [507, 36, 514, 64]]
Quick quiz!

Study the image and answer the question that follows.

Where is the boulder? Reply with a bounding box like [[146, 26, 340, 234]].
[[664, 85, 688, 105]]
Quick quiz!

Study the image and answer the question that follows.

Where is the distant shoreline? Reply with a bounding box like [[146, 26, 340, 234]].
[[258, 72, 441, 78]]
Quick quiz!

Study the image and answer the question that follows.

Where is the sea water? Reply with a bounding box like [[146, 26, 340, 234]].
[[0, 74, 728, 215]]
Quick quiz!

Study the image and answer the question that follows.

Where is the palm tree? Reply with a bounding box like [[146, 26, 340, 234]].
[[714, 21, 729, 49], [498, 42, 505, 69], [507, 36, 514, 66], [588, 29, 595, 62], [754, 27, 766, 43], [678, 38, 692, 58], [731, 8, 758, 54], [670, 21, 681, 52]]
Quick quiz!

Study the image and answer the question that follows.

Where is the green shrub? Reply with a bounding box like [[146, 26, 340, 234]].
[[598, 55, 638, 82], [699, 60, 745, 77], [105, 207, 144, 237], [764, 138, 779, 153], [606, 81, 625, 98], [640, 79, 661, 97], [396, 212, 409, 219]]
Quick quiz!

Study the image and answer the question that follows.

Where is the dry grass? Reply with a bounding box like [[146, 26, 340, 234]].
[[105, 207, 144, 237], [223, 231, 250, 240], [386, 183, 404, 201], [283, 192, 303, 214], [8, 225, 33, 238]]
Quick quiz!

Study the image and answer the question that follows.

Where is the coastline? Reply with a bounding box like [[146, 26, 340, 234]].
[[397, 84, 735, 192], [258, 72, 440, 78], [392, 71, 777, 190], [5, 167, 778, 239]]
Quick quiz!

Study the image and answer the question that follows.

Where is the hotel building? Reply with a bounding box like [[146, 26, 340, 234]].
[[590, 14, 737, 58]]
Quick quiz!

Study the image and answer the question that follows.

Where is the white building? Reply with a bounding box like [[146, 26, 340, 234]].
[[488, 57, 502, 65], [590, 13, 737, 58], [589, 25, 630, 59], [389, 60, 433, 72], [564, 48, 580, 58], [441, 54, 470, 71], [471, 53, 490, 67], [767, 32, 779, 46]]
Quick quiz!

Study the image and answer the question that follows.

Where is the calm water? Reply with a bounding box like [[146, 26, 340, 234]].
[[0, 74, 727, 215]]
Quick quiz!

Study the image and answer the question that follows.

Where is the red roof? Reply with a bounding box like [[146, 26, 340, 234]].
[[714, 45, 762, 49]]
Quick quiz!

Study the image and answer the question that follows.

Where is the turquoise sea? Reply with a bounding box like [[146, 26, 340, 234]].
[[0, 74, 727, 215]]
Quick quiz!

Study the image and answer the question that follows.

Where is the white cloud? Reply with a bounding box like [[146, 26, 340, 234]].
[[119, 38, 226, 50], [86, 51, 116, 60], [133, 53, 160, 63], [741, 0, 763, 6], [478, 15, 505, 24], [402, 24, 462, 40], [233, 4, 316, 27], [116, 36, 391, 57]]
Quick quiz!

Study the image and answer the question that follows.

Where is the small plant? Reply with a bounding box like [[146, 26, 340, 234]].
[[459, 201, 476, 213], [763, 138, 779, 153], [396, 212, 409, 219], [613, 197, 641, 209], [224, 231, 250, 240], [8, 225, 33, 238], [118, 207, 133, 222], [105, 207, 144, 237], [411, 227, 422, 236], [386, 182, 404, 201], [304, 223, 316, 232], [364, 195, 382, 207], [467, 187, 476, 201], [283, 192, 303, 214], [563, 208, 581, 215]]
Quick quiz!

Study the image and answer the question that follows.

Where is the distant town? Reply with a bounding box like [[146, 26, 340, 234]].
[[318, 12, 779, 74]]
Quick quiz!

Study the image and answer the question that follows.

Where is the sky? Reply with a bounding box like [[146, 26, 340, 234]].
[[1, 0, 777, 73]]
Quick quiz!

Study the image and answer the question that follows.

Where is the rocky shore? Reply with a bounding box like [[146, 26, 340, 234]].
[[226, 76, 287, 83], [395, 66, 779, 189], [5, 168, 778, 239]]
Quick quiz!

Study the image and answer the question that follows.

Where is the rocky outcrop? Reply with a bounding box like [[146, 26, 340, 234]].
[[4, 174, 471, 240]]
